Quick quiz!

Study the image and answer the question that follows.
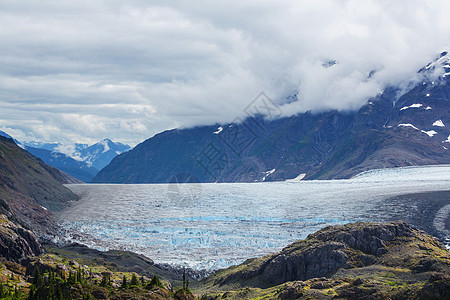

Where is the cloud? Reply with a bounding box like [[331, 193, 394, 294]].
[[0, 0, 449, 145]]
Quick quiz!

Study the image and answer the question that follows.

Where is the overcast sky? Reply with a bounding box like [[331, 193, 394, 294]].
[[1, 0, 449, 146]]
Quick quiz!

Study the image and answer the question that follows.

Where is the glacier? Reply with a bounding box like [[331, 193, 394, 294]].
[[59, 165, 450, 271]]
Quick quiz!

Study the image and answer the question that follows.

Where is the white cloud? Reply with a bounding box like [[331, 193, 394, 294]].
[[0, 0, 449, 145]]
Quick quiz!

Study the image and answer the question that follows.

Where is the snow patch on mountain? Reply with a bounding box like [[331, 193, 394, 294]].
[[425, 52, 449, 70], [285, 173, 306, 182], [261, 169, 275, 181], [422, 130, 437, 137], [400, 103, 423, 110], [433, 120, 445, 127], [213, 127, 223, 134], [101, 139, 110, 153], [398, 124, 419, 130]]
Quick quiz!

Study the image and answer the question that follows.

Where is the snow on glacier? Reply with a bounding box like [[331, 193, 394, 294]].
[[60, 165, 450, 271]]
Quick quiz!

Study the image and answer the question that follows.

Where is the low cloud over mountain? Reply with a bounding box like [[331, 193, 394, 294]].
[[1, 0, 449, 145]]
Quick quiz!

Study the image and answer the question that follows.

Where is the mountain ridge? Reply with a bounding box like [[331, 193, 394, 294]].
[[14, 139, 132, 182], [0, 135, 79, 237]]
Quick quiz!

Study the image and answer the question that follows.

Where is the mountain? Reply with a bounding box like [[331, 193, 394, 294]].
[[21, 141, 62, 152], [0, 130, 13, 139], [20, 139, 131, 182], [93, 54, 450, 183], [78, 138, 131, 170], [0, 135, 79, 237], [24, 146, 98, 182], [200, 221, 450, 299]]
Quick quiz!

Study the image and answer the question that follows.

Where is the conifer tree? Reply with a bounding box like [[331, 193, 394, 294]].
[[121, 275, 127, 289], [130, 273, 139, 286]]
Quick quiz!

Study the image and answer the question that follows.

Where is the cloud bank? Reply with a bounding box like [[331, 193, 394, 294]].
[[0, 0, 449, 145]]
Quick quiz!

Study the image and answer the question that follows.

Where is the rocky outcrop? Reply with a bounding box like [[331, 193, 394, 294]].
[[310, 220, 416, 255], [0, 214, 42, 262], [207, 221, 449, 289]]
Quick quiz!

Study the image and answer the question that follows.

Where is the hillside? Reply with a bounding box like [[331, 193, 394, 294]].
[[0, 136, 79, 236]]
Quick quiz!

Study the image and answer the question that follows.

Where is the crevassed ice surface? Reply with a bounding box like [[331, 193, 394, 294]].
[[59, 165, 450, 271]]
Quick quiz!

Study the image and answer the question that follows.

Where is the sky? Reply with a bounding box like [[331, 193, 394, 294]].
[[1, 0, 450, 147]]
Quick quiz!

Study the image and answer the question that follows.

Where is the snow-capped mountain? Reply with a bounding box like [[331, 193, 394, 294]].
[[77, 139, 131, 171], [17, 139, 131, 182], [93, 52, 450, 183]]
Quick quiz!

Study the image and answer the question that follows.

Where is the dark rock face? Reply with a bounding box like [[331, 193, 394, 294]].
[[93, 74, 450, 183], [418, 273, 450, 300], [0, 214, 42, 262], [210, 221, 449, 289], [259, 242, 348, 285], [311, 221, 415, 256]]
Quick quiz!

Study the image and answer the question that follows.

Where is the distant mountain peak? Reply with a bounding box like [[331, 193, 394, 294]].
[[18, 138, 131, 182], [76, 139, 131, 171]]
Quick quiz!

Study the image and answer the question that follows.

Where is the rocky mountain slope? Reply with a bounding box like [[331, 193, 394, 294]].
[[93, 54, 450, 183], [0, 136, 78, 236], [199, 221, 450, 299], [0, 214, 42, 262]]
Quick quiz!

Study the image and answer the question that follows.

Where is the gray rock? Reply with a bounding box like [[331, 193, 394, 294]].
[[216, 221, 427, 288], [0, 214, 42, 262]]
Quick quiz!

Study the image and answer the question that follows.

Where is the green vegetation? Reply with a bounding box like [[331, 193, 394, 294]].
[[0, 251, 197, 300]]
